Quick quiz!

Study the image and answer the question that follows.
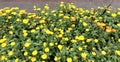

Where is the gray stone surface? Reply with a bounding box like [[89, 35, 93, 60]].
[[0, 0, 119, 12]]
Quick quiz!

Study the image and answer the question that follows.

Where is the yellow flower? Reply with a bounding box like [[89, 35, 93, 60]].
[[5, 10, 11, 13], [58, 34, 63, 38], [73, 56, 78, 60], [88, 59, 95, 62], [40, 19, 45, 23], [54, 56, 58, 61], [44, 29, 53, 35], [24, 42, 31, 47], [85, 29, 89, 32], [59, 14, 64, 17], [24, 51, 28, 56], [83, 22, 88, 27], [11, 12, 17, 15], [111, 13, 117, 17], [39, 25, 43, 29], [117, 12, 120, 15], [86, 38, 92, 42], [9, 25, 14, 29], [71, 17, 76, 21], [43, 42, 47, 47], [101, 51, 106, 55], [92, 52, 96, 56], [92, 47, 96, 51], [107, 11, 110, 13], [9, 30, 13, 34], [44, 4, 49, 10], [15, 58, 19, 62], [31, 57, 36, 62], [49, 42, 54, 46], [16, 18, 20, 22], [23, 60, 26, 62], [99, 17, 102, 20], [64, 16, 69, 19], [71, 24, 75, 27], [71, 39, 77, 43], [8, 16, 12, 19], [66, 57, 72, 62], [32, 50, 38, 56], [0, 38, 6, 43], [33, 5, 37, 11], [10, 42, 15, 46], [60, 2, 65, 7], [58, 45, 63, 50], [23, 19, 29, 24], [68, 28, 72, 31], [62, 37, 69, 41], [77, 35, 85, 40], [44, 47, 50, 52], [41, 61, 45, 62], [41, 54, 47, 59], [66, 30, 70, 33], [1, 55, 6, 60], [11, 7, 19, 10], [19, 10, 26, 14], [82, 41, 85, 44], [23, 32, 28, 37], [81, 52, 87, 59], [118, 38, 120, 42], [8, 51, 14, 56], [54, 56, 60, 61], [36, 27, 40, 30], [31, 29, 36, 33], [1, 42, 7, 48], [78, 47, 83, 51], [115, 50, 120, 56], [23, 30, 27, 33], [79, 20, 82, 22], [117, 23, 120, 27], [94, 20, 99, 22], [94, 39, 99, 43]]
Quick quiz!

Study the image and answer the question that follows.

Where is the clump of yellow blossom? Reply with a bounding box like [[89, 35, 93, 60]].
[[10, 41, 15, 46], [78, 47, 83, 51], [23, 19, 29, 24], [44, 47, 50, 52], [94, 39, 99, 43], [31, 57, 36, 62], [115, 50, 120, 56], [75, 35, 85, 40], [92, 52, 96, 56], [66, 57, 72, 62], [24, 51, 28, 56], [101, 51, 106, 55], [0, 38, 6, 43], [58, 45, 63, 50], [8, 51, 14, 56], [49, 42, 54, 46], [1, 42, 7, 48], [81, 52, 87, 60], [111, 13, 117, 17], [41, 54, 47, 59], [24, 42, 31, 47], [32, 50, 38, 56], [44, 29, 53, 35]]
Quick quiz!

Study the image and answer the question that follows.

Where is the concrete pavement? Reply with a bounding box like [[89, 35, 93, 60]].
[[0, 0, 119, 12]]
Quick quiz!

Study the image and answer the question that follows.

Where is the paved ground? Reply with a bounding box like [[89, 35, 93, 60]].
[[0, 0, 119, 12]]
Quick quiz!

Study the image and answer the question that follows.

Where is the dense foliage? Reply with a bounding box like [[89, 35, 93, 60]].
[[0, 2, 120, 62]]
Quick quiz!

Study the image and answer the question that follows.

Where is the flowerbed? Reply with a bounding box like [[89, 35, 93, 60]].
[[0, 2, 120, 62]]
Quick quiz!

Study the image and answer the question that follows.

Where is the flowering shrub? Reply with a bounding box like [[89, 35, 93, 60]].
[[0, 2, 120, 62]]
